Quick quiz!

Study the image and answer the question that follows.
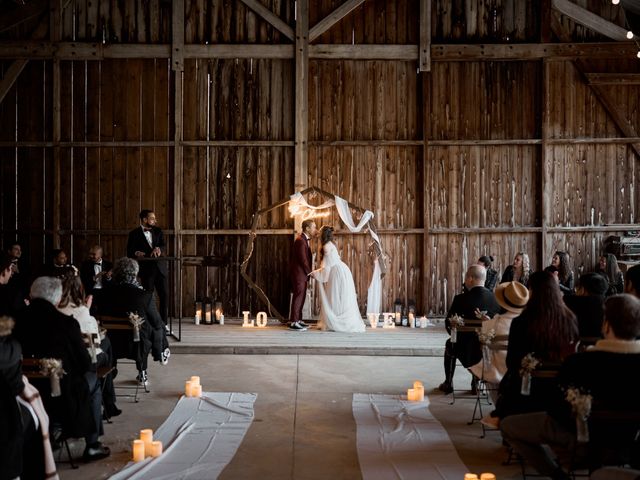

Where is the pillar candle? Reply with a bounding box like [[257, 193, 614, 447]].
[[132, 439, 145, 462], [185, 380, 193, 397], [480, 475, 496, 480], [413, 381, 423, 389], [190, 376, 200, 386], [140, 429, 153, 454], [464, 475, 479, 480], [407, 388, 417, 401], [192, 384, 202, 397], [150, 441, 163, 457], [394, 312, 401, 325], [414, 385, 424, 401], [219, 314, 224, 325], [409, 312, 415, 328]]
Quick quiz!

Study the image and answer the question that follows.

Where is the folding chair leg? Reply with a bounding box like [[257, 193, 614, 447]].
[[57, 439, 78, 469]]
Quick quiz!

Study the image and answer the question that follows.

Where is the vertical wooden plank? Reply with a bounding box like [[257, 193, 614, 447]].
[[419, 0, 431, 72], [51, 0, 62, 249], [294, 0, 309, 234]]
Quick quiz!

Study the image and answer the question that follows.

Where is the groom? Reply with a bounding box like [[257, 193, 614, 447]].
[[289, 219, 318, 331]]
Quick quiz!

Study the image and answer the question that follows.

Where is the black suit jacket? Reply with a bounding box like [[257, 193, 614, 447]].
[[445, 286, 500, 367], [80, 259, 113, 294], [14, 299, 93, 438], [564, 295, 604, 339], [97, 283, 165, 361], [127, 226, 167, 277]]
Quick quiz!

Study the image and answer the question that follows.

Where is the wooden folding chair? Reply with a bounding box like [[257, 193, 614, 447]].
[[449, 318, 487, 405], [22, 357, 78, 470]]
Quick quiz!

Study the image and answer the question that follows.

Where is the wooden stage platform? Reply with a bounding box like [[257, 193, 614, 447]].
[[167, 321, 448, 356]]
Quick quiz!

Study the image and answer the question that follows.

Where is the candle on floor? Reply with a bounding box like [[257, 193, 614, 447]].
[[132, 439, 145, 462], [195, 302, 202, 325], [414, 385, 424, 401], [464, 475, 479, 480], [407, 388, 417, 401], [192, 384, 202, 397], [409, 312, 415, 328], [185, 380, 193, 397], [480, 474, 496, 480], [150, 441, 163, 457], [367, 313, 378, 328], [219, 314, 225, 325], [395, 312, 401, 325], [190, 376, 200, 386], [413, 381, 423, 389], [140, 429, 153, 454]]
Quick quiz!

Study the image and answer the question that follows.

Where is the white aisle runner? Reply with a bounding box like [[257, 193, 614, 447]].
[[353, 394, 468, 480], [110, 392, 257, 480]]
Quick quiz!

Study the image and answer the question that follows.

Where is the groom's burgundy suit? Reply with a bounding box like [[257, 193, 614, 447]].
[[290, 233, 312, 323]]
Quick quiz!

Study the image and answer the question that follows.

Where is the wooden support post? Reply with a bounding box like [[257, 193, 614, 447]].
[[419, 0, 431, 72], [51, 0, 62, 249], [541, 59, 550, 269], [172, 0, 184, 324], [294, 0, 309, 234]]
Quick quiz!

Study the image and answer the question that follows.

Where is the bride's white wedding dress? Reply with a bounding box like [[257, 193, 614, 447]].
[[311, 241, 366, 332]]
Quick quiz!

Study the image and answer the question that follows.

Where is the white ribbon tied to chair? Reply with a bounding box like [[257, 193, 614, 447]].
[[289, 192, 382, 315]]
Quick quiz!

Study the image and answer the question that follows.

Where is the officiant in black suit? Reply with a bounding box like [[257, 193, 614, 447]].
[[126, 210, 168, 327]]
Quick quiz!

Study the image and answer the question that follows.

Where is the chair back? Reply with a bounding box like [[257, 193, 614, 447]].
[[96, 315, 134, 331], [455, 319, 484, 333]]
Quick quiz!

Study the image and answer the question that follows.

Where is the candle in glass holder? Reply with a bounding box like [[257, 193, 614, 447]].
[[140, 429, 153, 454], [205, 303, 212, 325], [132, 439, 145, 462], [150, 441, 163, 457], [185, 380, 193, 397], [194, 301, 202, 325], [395, 312, 401, 325], [192, 384, 202, 397]]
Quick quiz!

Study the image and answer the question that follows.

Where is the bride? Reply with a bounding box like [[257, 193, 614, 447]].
[[311, 226, 366, 332]]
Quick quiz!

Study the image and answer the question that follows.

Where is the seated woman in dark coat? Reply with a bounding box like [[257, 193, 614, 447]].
[[551, 251, 574, 296], [485, 271, 579, 427], [501, 252, 531, 287], [478, 255, 499, 291], [96, 257, 170, 387], [596, 253, 624, 296]]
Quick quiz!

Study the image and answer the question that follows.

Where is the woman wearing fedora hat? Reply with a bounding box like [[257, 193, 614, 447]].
[[469, 281, 529, 403]]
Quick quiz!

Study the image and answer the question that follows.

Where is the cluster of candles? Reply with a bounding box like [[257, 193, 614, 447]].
[[406, 381, 425, 402], [194, 301, 224, 325], [185, 376, 203, 397], [367, 313, 429, 329], [132, 429, 163, 462], [464, 474, 495, 480]]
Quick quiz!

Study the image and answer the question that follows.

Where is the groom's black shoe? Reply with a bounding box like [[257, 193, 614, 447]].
[[289, 321, 307, 331], [298, 321, 309, 328]]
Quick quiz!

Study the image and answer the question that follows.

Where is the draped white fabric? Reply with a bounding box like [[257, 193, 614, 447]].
[[352, 394, 468, 480], [312, 242, 366, 332], [289, 192, 383, 315], [110, 392, 256, 480]]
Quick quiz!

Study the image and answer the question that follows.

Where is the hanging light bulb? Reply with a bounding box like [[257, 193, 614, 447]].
[[628, 31, 635, 39], [637, 50, 640, 58], [612, 0, 620, 5]]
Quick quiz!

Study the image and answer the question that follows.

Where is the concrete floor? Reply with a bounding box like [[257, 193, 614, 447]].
[[59, 355, 524, 480]]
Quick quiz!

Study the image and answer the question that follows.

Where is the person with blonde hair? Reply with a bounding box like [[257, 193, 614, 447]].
[[501, 252, 531, 287]]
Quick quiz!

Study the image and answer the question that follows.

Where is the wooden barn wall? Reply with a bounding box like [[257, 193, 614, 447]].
[[1, 1, 640, 318]]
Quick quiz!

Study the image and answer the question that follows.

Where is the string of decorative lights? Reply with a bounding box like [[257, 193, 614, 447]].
[[611, 0, 640, 58]]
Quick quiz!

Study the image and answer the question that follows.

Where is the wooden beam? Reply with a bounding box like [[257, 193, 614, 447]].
[[308, 0, 365, 42], [419, 0, 431, 71], [0, 60, 28, 105], [541, 58, 551, 269], [569, 59, 640, 158], [237, 0, 294, 41], [173, 0, 185, 323], [172, 0, 184, 71], [0, 42, 638, 61], [294, 0, 309, 203], [0, 16, 50, 105], [51, 0, 62, 249], [540, 0, 553, 43], [585, 73, 640, 85], [0, 0, 48, 33], [551, 0, 629, 40]]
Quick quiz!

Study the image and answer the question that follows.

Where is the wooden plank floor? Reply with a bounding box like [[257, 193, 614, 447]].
[[168, 320, 449, 356]]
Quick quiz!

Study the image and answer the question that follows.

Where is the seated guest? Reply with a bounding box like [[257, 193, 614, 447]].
[[439, 265, 500, 394], [41, 249, 71, 278], [80, 245, 112, 297], [485, 272, 578, 426], [478, 255, 498, 291], [501, 294, 640, 479], [58, 270, 120, 419], [0, 315, 53, 480], [544, 265, 560, 283], [469, 281, 529, 403], [0, 252, 24, 317], [501, 252, 531, 287], [624, 264, 640, 298], [13, 277, 110, 461], [97, 257, 170, 387], [596, 253, 624, 296], [551, 251, 574, 295], [564, 272, 608, 340]]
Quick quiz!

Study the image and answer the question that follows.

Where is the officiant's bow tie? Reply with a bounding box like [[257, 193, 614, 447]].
[[143, 227, 153, 232]]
